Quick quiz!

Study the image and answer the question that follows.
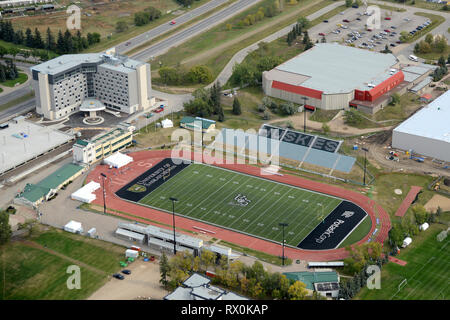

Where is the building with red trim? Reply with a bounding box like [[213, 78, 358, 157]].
[[263, 43, 409, 114]]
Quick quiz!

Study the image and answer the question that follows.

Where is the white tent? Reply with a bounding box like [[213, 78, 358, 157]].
[[103, 152, 133, 169], [402, 237, 412, 248], [419, 222, 429, 231], [64, 220, 83, 234], [71, 181, 100, 203], [161, 119, 173, 128]]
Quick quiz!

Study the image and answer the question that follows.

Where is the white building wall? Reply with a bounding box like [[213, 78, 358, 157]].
[[392, 130, 450, 162]]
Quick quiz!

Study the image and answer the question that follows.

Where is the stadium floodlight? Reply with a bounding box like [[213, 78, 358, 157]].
[[302, 97, 309, 133], [361, 147, 369, 185], [169, 197, 179, 254], [279, 222, 289, 266], [100, 173, 107, 215]]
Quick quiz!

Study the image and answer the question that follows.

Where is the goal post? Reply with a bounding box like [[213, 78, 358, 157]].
[[398, 278, 407, 291]]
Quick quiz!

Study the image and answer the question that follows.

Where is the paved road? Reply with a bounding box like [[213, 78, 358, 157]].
[[116, 0, 229, 55], [131, 0, 263, 62]]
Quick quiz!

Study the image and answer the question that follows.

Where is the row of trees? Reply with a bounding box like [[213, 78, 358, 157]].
[[432, 55, 448, 82], [236, 1, 280, 29], [414, 34, 448, 54], [258, 96, 297, 117], [159, 65, 213, 85], [134, 6, 162, 27], [183, 82, 225, 121], [388, 205, 443, 250], [176, 0, 201, 6], [0, 21, 100, 56], [160, 250, 323, 300], [229, 42, 283, 87], [286, 17, 312, 48]]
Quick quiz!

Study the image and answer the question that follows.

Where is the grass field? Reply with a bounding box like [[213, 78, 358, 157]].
[[0, 72, 28, 88], [0, 227, 125, 300], [138, 162, 343, 247], [357, 223, 450, 300]]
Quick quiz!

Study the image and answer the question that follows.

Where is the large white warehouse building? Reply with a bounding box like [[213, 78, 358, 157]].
[[392, 90, 450, 162]]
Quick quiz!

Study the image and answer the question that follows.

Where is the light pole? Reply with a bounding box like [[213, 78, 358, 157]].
[[170, 197, 178, 254], [302, 97, 309, 133], [100, 173, 107, 215], [279, 222, 288, 266], [362, 147, 369, 185]]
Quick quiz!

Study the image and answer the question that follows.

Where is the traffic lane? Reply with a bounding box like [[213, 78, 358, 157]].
[[116, 0, 229, 54], [131, 0, 261, 62], [0, 98, 35, 122]]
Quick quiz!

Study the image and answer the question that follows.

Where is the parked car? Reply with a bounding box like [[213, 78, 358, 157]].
[[367, 28, 372, 31], [121, 269, 131, 275], [343, 19, 350, 23], [125, 41, 131, 46], [356, 17, 361, 21], [385, 17, 391, 20], [154, 106, 164, 113], [390, 43, 396, 47], [319, 32, 325, 36], [113, 274, 125, 280], [170, 20, 176, 25], [384, 29, 391, 33], [323, 20, 328, 23]]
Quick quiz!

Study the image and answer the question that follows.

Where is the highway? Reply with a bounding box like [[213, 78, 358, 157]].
[[130, 0, 263, 62], [116, 0, 229, 55]]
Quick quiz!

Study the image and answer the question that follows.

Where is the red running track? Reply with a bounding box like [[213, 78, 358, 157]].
[[86, 150, 391, 261], [395, 186, 422, 217]]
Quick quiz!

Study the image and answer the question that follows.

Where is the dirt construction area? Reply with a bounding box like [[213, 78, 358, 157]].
[[88, 260, 168, 300], [424, 194, 450, 213]]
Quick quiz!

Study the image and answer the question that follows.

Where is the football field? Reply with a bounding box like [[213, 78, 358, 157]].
[[134, 162, 344, 247]]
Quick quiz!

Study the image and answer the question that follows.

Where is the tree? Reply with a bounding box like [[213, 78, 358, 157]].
[[232, 97, 242, 115], [186, 65, 213, 84], [25, 28, 34, 48], [279, 102, 296, 115], [159, 252, 170, 289], [45, 27, 55, 52], [390, 93, 400, 105], [288, 281, 308, 300], [0, 211, 12, 245], [159, 66, 180, 85], [116, 21, 128, 33], [200, 250, 216, 271], [424, 33, 434, 45], [345, 0, 353, 7], [0, 46, 7, 59], [412, 205, 428, 225]]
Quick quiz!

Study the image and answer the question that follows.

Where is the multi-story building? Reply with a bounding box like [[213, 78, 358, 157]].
[[31, 48, 153, 120], [73, 127, 133, 165]]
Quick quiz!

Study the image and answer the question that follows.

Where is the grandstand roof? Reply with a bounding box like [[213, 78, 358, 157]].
[[271, 43, 398, 93]]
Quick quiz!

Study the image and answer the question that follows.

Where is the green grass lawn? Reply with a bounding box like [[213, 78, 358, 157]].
[[0, 72, 28, 87], [400, 12, 446, 43], [0, 228, 126, 300], [356, 223, 450, 300], [137, 162, 343, 246], [415, 44, 450, 61]]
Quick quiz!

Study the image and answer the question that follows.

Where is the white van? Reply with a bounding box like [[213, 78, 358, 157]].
[[409, 55, 418, 62]]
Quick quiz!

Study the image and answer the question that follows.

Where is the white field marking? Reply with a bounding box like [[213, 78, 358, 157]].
[[242, 188, 294, 233], [227, 183, 279, 229], [160, 196, 166, 200], [288, 195, 295, 199], [200, 207, 206, 211], [246, 185, 253, 188], [274, 192, 280, 195], [206, 174, 213, 177], [184, 173, 242, 216], [390, 257, 435, 300], [272, 193, 338, 245], [187, 203, 193, 207], [290, 199, 342, 246], [335, 215, 368, 249], [193, 171, 199, 174], [195, 171, 252, 221], [260, 190, 317, 241]]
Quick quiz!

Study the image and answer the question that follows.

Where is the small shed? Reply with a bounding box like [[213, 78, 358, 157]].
[[419, 222, 429, 231], [419, 93, 432, 103], [402, 237, 412, 248], [64, 220, 83, 234]]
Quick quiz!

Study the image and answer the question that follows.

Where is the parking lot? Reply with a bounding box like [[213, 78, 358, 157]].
[[311, 6, 430, 52]]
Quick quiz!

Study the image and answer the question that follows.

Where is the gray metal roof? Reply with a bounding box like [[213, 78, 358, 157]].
[[183, 273, 211, 288], [31, 53, 144, 76], [273, 43, 398, 93], [410, 76, 432, 93], [394, 91, 450, 143], [164, 287, 192, 300], [115, 228, 145, 241]]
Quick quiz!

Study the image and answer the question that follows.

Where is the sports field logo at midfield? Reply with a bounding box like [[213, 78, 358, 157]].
[[127, 184, 147, 193], [229, 194, 251, 207]]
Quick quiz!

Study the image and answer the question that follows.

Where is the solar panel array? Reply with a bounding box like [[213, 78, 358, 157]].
[[211, 126, 355, 173]]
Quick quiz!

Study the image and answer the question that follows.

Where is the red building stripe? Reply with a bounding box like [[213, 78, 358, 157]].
[[272, 80, 322, 100]]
